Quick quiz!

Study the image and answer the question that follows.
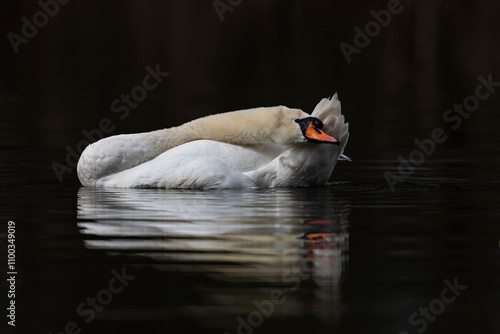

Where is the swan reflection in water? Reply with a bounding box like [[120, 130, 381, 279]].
[[77, 186, 349, 329]]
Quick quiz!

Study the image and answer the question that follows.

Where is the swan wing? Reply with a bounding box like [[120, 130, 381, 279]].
[[95, 140, 285, 189]]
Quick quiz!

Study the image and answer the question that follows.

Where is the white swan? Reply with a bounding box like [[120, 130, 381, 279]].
[[77, 94, 349, 189]]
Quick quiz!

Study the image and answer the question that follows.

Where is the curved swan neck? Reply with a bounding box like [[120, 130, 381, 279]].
[[158, 106, 308, 150]]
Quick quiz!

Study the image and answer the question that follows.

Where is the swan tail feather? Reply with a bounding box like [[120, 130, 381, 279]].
[[311, 93, 349, 157]]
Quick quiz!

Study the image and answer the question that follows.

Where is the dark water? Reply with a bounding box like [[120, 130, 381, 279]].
[[2, 149, 500, 334], [2, 1, 500, 334]]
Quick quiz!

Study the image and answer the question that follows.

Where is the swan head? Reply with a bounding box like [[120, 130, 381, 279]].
[[268, 108, 339, 146], [293, 117, 339, 145]]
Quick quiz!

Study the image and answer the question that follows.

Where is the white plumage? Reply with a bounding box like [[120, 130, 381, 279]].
[[77, 95, 349, 189]]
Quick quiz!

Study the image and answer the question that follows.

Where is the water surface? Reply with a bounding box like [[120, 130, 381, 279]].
[[2, 148, 499, 334]]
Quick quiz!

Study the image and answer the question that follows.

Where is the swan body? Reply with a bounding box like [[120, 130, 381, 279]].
[[77, 95, 349, 189]]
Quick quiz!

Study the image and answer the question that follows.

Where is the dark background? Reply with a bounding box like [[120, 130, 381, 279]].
[[2, 0, 500, 160], [1, 1, 500, 334]]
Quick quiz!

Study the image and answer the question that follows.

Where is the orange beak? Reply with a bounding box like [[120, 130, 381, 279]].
[[305, 122, 339, 144]]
